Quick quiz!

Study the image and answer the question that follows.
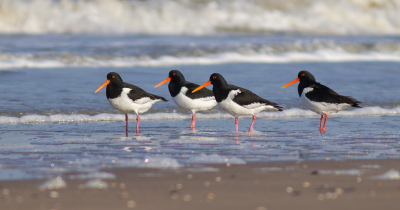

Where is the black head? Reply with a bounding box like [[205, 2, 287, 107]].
[[298, 70, 316, 83], [282, 70, 317, 89], [169, 70, 185, 84], [191, 73, 228, 93], [106, 72, 123, 84], [95, 72, 123, 93], [209, 73, 228, 87]]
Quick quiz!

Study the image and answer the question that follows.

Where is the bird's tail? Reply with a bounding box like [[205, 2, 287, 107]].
[[352, 101, 362, 108]]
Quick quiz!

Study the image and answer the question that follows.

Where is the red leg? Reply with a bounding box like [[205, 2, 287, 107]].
[[235, 117, 239, 135], [125, 114, 128, 137], [321, 112, 328, 133], [248, 114, 256, 133], [319, 115, 323, 132], [190, 113, 196, 129], [136, 113, 140, 134]]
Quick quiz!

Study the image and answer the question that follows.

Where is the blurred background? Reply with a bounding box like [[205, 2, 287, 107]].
[[0, 0, 399, 35]]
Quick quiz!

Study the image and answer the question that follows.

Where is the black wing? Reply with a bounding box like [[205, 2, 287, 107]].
[[124, 83, 168, 102], [183, 81, 214, 100], [306, 83, 361, 107], [230, 85, 283, 111]]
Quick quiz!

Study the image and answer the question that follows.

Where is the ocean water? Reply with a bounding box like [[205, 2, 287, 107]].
[[0, 0, 400, 180]]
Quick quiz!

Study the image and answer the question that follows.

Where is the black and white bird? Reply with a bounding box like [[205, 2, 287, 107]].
[[193, 73, 283, 134], [154, 70, 217, 129], [95, 72, 167, 135], [282, 70, 361, 133]]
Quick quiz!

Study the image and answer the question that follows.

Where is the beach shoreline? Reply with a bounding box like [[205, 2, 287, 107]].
[[1, 158, 400, 210]]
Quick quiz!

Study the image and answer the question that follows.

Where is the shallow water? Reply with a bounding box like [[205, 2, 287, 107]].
[[0, 114, 399, 180]]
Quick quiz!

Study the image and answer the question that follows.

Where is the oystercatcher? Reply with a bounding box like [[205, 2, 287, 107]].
[[155, 70, 217, 129], [95, 72, 167, 135], [282, 70, 361, 133], [192, 73, 282, 134]]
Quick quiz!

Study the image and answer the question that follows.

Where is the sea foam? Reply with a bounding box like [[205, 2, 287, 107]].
[[1, 50, 400, 69], [0, 0, 400, 35], [0, 107, 399, 124]]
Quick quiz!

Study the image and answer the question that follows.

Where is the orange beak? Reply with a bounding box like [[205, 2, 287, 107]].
[[192, 80, 211, 93], [154, 77, 171, 88], [95, 80, 110, 93], [282, 78, 300, 88]]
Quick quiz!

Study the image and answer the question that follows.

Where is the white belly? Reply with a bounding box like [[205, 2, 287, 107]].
[[108, 88, 161, 114], [219, 89, 276, 117], [301, 88, 351, 115], [172, 87, 217, 113]]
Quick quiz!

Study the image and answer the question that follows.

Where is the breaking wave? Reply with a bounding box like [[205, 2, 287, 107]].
[[1, 49, 400, 69], [1, 0, 400, 35], [0, 106, 399, 124]]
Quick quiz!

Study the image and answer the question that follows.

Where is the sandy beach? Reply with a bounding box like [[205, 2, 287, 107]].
[[1, 159, 400, 210]]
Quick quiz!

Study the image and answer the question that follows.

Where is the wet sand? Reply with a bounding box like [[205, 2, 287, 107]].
[[1, 159, 400, 210]]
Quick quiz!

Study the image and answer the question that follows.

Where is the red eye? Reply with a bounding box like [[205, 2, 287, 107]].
[[112, 75, 115, 78], [173, 73, 176, 76], [301, 74, 305, 76], [213, 76, 216, 79]]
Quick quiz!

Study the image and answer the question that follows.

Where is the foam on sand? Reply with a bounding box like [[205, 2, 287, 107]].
[[186, 154, 246, 165], [318, 169, 363, 176], [83, 179, 108, 189], [38, 176, 67, 190], [129, 158, 182, 169], [75, 172, 116, 180], [372, 169, 400, 180]]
